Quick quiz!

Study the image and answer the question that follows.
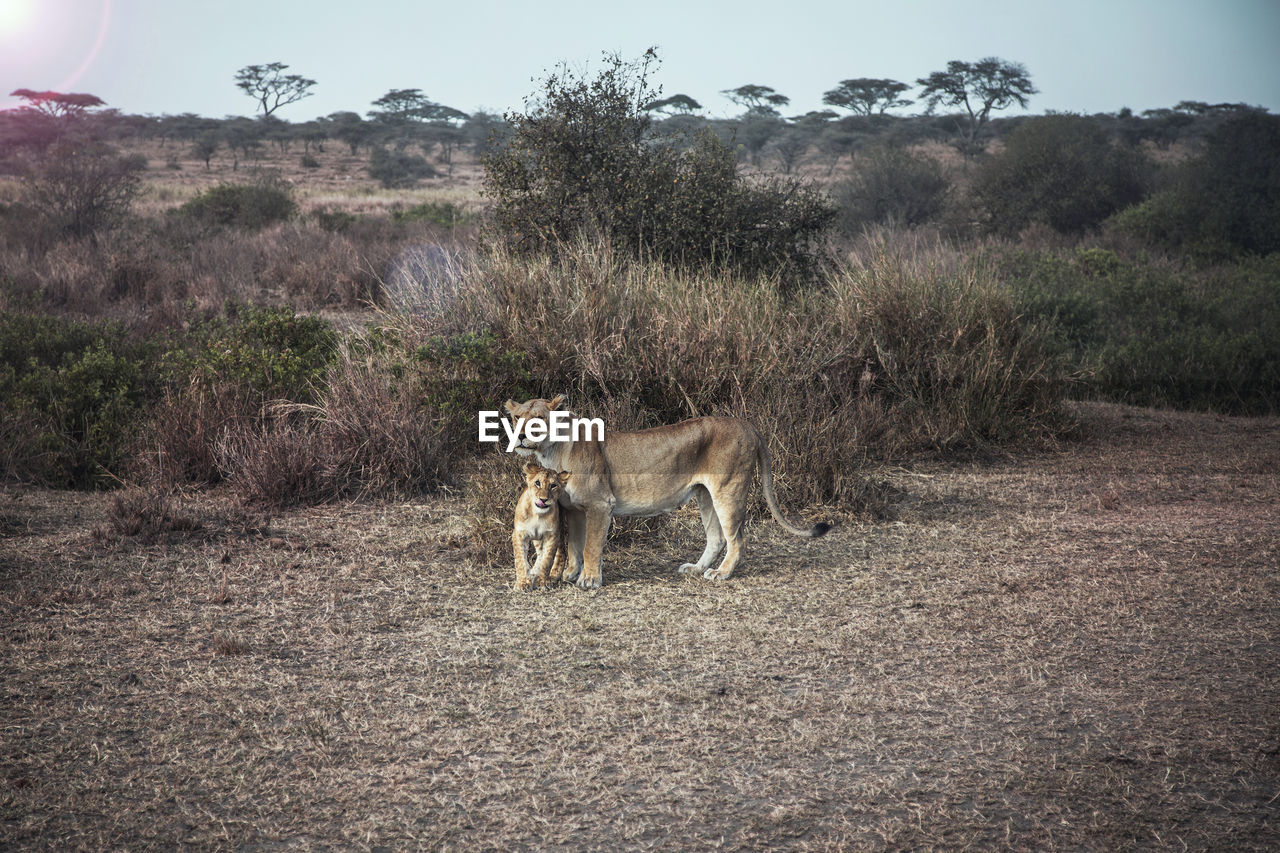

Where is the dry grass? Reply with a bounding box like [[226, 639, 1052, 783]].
[[2, 402, 1277, 850]]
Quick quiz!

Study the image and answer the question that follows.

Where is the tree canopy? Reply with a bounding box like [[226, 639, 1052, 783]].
[[234, 63, 317, 117], [721, 84, 790, 117], [917, 58, 1036, 152], [9, 89, 107, 119], [822, 79, 913, 116]]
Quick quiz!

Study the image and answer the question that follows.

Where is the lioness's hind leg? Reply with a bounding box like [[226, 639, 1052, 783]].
[[679, 485, 725, 575], [704, 489, 747, 581]]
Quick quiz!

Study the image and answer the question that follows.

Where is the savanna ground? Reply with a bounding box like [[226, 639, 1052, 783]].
[[3, 402, 1277, 850]]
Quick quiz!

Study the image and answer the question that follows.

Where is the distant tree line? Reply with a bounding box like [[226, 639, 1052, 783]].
[[2, 55, 1268, 183]]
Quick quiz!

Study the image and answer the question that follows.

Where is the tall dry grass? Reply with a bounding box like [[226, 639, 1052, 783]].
[[423, 234, 1067, 504], [234, 233, 1063, 537], [0, 213, 453, 328]]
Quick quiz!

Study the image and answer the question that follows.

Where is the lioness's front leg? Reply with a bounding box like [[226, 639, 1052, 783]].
[[577, 507, 612, 590], [561, 507, 586, 584], [548, 518, 569, 583], [512, 531, 534, 592]]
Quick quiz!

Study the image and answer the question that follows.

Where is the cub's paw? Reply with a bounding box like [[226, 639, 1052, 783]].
[[514, 577, 533, 592]]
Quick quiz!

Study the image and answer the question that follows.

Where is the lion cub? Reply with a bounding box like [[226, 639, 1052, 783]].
[[512, 462, 571, 591]]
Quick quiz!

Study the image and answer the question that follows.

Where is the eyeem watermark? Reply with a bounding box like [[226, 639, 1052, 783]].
[[478, 411, 605, 452]]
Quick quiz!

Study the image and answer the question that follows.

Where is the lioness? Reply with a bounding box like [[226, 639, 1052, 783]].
[[512, 461, 571, 591], [504, 395, 830, 588]]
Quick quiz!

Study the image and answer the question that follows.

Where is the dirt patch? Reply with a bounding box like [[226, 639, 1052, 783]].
[[2, 402, 1277, 850]]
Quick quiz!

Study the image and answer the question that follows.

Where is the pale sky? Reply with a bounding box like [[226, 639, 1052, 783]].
[[2, 0, 1277, 120]]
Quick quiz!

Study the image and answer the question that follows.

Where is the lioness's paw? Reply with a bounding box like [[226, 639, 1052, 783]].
[[576, 573, 602, 590], [678, 562, 700, 575], [562, 565, 581, 583], [703, 567, 732, 581]]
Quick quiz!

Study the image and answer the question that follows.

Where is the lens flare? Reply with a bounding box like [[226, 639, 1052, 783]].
[[0, 0, 35, 35], [0, 0, 111, 112], [57, 0, 112, 93]]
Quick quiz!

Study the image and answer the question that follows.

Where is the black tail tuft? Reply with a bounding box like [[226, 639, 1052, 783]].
[[810, 522, 832, 538]]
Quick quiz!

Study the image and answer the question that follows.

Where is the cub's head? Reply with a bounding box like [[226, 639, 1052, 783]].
[[522, 461, 570, 513], [504, 394, 568, 455]]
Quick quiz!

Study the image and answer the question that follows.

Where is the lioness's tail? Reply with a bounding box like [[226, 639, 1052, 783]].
[[756, 439, 831, 539]]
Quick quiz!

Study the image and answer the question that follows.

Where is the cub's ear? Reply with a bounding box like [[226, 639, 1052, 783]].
[[504, 399, 519, 415], [548, 393, 567, 410]]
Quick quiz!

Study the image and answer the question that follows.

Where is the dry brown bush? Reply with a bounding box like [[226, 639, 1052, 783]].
[[436, 235, 1066, 513]]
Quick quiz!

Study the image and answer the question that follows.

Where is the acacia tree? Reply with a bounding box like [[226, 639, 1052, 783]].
[[9, 89, 106, 119], [642, 94, 702, 115], [916, 58, 1036, 154], [5, 89, 107, 150], [234, 62, 316, 117], [368, 89, 467, 125], [822, 78, 913, 116], [721, 84, 790, 117]]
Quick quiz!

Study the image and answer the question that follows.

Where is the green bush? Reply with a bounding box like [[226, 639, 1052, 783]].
[[1108, 111, 1280, 258], [0, 312, 154, 487], [481, 49, 836, 284], [179, 175, 296, 230], [147, 304, 338, 487], [973, 115, 1149, 235], [310, 207, 359, 233], [161, 303, 337, 405], [391, 200, 473, 228], [997, 247, 1280, 414], [368, 147, 438, 188], [834, 145, 950, 231]]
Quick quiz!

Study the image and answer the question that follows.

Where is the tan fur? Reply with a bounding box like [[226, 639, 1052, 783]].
[[504, 396, 830, 589], [512, 462, 571, 591]]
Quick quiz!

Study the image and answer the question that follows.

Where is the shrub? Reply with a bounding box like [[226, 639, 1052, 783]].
[[1108, 110, 1280, 258], [834, 145, 950, 231], [973, 114, 1149, 235], [179, 174, 296, 230], [444, 238, 1065, 508], [161, 303, 337, 405], [368, 147, 438, 188], [0, 312, 154, 487], [310, 207, 359, 233], [148, 305, 338, 487], [211, 325, 522, 507], [16, 140, 146, 237], [391, 200, 473, 228], [481, 49, 836, 284], [996, 246, 1280, 414]]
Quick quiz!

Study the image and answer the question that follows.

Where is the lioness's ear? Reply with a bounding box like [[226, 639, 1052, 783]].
[[522, 461, 538, 477], [548, 393, 566, 411], [504, 399, 519, 415], [558, 470, 571, 485]]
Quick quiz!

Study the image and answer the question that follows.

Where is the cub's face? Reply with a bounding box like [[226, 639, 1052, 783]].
[[523, 463, 569, 513]]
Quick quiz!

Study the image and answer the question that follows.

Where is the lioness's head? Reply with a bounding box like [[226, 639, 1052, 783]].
[[522, 461, 569, 512], [503, 394, 567, 455]]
